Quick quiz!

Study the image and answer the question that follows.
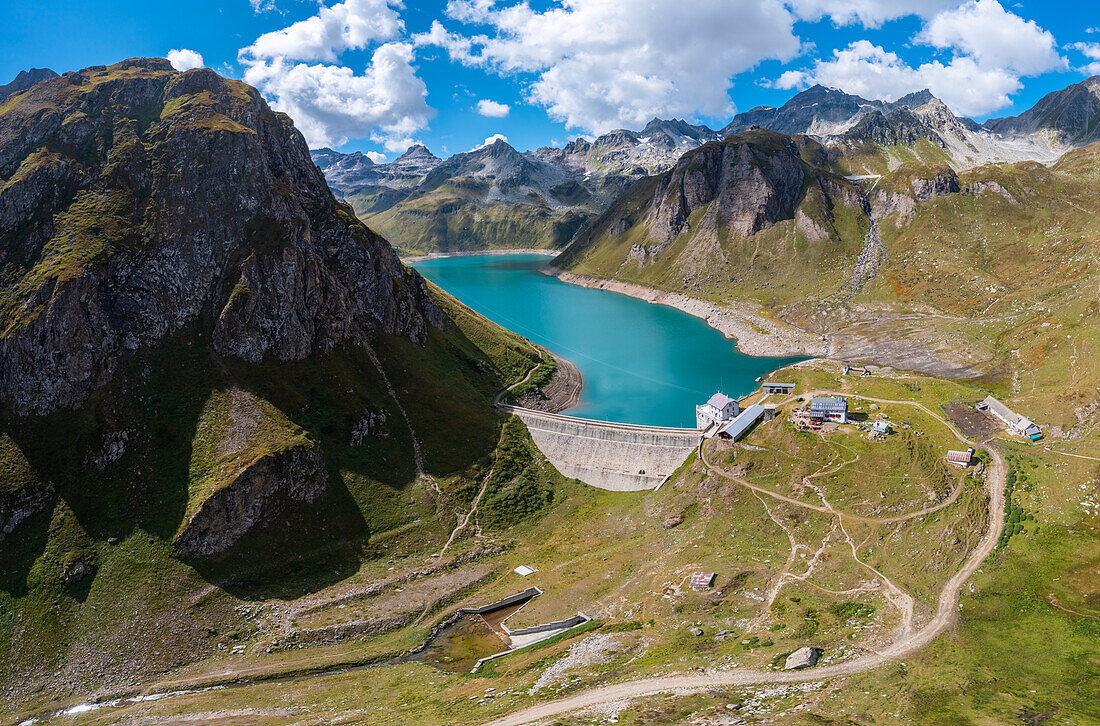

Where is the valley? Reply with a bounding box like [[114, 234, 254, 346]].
[[1, 51, 1098, 726]]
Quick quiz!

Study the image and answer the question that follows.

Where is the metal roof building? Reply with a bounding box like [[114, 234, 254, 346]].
[[981, 396, 1042, 439], [946, 449, 974, 466], [762, 382, 795, 395], [810, 396, 848, 413], [717, 403, 764, 440], [689, 572, 716, 591]]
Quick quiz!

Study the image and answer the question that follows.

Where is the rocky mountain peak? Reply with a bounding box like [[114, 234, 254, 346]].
[[0, 67, 59, 102], [397, 143, 437, 161], [891, 89, 936, 109], [0, 59, 442, 415]]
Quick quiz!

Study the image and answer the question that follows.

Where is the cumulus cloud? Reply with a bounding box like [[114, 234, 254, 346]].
[[238, 0, 433, 150], [366, 150, 388, 162], [917, 0, 1063, 75], [788, 0, 956, 28], [242, 0, 404, 62], [242, 43, 433, 149], [418, 0, 802, 134], [779, 1, 1065, 117], [1069, 41, 1100, 75], [476, 99, 511, 117], [471, 132, 508, 150], [166, 48, 205, 72], [780, 40, 1022, 116]]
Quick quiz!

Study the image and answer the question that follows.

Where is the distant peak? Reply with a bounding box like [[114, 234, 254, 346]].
[[893, 89, 936, 108], [398, 143, 437, 160]]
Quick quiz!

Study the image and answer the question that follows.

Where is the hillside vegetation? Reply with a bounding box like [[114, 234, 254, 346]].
[[0, 59, 561, 707]]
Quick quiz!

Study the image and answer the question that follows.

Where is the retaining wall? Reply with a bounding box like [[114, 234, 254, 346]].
[[501, 406, 701, 491]]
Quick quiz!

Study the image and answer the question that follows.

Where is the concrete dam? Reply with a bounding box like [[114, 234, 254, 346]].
[[500, 406, 702, 491]]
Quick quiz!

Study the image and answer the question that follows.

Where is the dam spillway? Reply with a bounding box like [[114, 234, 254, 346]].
[[500, 406, 702, 491]]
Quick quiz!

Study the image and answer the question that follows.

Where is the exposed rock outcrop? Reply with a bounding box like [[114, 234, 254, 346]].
[[870, 164, 960, 222], [784, 646, 822, 670], [647, 132, 808, 245], [174, 443, 328, 559], [0, 59, 443, 415], [0, 485, 54, 544], [0, 67, 58, 102]]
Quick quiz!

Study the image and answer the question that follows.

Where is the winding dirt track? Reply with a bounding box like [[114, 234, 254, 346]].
[[483, 395, 1007, 726]]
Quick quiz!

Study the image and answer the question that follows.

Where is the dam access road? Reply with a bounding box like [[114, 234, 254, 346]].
[[483, 394, 1008, 726]]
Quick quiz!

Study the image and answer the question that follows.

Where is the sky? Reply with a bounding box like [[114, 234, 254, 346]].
[[3, 0, 1098, 161]]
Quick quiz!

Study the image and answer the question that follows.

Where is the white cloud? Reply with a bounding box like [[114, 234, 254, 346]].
[[366, 150, 388, 162], [166, 48, 205, 72], [471, 133, 508, 150], [781, 1, 1065, 117], [249, 0, 279, 12], [784, 40, 1023, 116], [788, 0, 956, 28], [476, 99, 511, 117], [242, 43, 433, 149], [1070, 41, 1100, 75], [1069, 41, 1100, 61], [238, 0, 433, 150], [242, 0, 404, 63], [917, 0, 1063, 75], [419, 0, 802, 134]]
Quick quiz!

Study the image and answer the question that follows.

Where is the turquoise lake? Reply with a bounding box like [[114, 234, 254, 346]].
[[412, 254, 804, 428]]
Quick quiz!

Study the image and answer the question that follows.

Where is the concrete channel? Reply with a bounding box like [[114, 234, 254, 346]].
[[499, 405, 702, 491]]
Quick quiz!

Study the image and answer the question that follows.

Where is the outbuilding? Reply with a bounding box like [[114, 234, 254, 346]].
[[717, 404, 765, 441], [762, 382, 795, 395], [689, 572, 716, 591], [946, 448, 975, 467]]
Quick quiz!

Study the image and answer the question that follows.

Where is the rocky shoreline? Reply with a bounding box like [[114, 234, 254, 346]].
[[542, 267, 827, 359], [401, 248, 558, 263], [516, 351, 583, 414]]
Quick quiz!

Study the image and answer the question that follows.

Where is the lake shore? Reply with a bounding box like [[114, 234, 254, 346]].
[[402, 248, 558, 264], [513, 350, 583, 414], [542, 267, 828, 359]]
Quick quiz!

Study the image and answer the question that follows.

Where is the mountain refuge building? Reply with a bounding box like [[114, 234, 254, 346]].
[[697, 392, 739, 429], [809, 396, 849, 424]]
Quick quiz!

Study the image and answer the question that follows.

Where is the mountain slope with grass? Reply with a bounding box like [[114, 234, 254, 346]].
[[0, 59, 562, 709], [554, 123, 1100, 427], [553, 129, 870, 305]]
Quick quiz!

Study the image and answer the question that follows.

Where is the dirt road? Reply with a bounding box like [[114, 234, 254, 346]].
[[483, 396, 1007, 726]]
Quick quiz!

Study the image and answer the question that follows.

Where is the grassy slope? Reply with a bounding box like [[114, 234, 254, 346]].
[[0, 279, 553, 710], [20, 363, 1093, 725], [359, 184, 591, 256], [555, 139, 870, 308]]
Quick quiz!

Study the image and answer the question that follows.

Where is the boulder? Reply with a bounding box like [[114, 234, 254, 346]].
[[784, 646, 822, 670]]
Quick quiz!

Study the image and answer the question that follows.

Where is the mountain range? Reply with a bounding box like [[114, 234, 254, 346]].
[[313, 77, 1100, 254]]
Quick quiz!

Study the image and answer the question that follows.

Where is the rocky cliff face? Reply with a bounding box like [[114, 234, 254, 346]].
[[174, 443, 328, 559], [555, 129, 867, 294], [647, 132, 810, 246], [0, 68, 58, 103], [869, 163, 960, 222], [0, 59, 442, 415], [987, 76, 1100, 145]]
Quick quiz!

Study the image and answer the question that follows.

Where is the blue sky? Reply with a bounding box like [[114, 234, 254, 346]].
[[3, 1, 1098, 160]]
